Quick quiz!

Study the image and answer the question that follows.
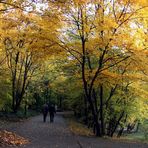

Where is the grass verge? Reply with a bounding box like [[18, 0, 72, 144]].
[[63, 113, 94, 137]]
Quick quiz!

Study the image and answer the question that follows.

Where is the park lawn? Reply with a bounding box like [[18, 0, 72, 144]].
[[124, 122, 148, 143], [64, 114, 148, 144]]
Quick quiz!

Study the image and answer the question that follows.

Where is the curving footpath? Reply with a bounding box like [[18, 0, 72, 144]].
[[1, 113, 148, 148]]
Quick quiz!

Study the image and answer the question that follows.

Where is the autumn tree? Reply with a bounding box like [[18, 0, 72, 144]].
[[55, 0, 148, 136], [0, 0, 147, 138], [0, 1, 61, 112]]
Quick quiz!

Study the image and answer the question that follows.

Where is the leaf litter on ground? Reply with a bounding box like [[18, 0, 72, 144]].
[[0, 130, 29, 146]]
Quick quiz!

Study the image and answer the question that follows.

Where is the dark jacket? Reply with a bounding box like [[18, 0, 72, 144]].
[[42, 104, 49, 114], [49, 105, 56, 114]]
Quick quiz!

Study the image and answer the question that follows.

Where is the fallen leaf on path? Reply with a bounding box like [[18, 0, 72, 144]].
[[0, 130, 29, 146]]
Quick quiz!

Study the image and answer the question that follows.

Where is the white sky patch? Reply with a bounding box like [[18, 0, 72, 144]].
[[35, 2, 48, 12], [24, 1, 48, 13]]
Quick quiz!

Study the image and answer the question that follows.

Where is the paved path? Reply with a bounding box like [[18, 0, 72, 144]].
[[1, 113, 148, 148]]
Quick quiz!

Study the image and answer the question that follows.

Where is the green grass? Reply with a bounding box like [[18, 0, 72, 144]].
[[123, 122, 148, 143], [16, 110, 40, 118], [124, 132, 145, 141], [63, 113, 148, 143], [0, 109, 40, 122]]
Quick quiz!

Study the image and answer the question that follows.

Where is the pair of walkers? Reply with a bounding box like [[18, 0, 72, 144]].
[[42, 103, 56, 123]]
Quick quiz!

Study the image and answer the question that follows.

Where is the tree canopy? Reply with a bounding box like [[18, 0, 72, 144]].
[[0, 0, 148, 137]]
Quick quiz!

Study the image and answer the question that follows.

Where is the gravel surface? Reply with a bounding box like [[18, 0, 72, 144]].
[[1, 113, 148, 148]]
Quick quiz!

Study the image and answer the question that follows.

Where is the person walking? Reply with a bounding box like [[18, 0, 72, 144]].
[[49, 104, 56, 123], [42, 103, 49, 122]]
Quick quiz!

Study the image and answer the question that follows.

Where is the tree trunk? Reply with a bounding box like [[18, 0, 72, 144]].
[[84, 95, 88, 125], [135, 122, 140, 133], [117, 127, 124, 138], [100, 85, 105, 135], [93, 112, 101, 136], [88, 95, 101, 136], [110, 111, 125, 137]]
